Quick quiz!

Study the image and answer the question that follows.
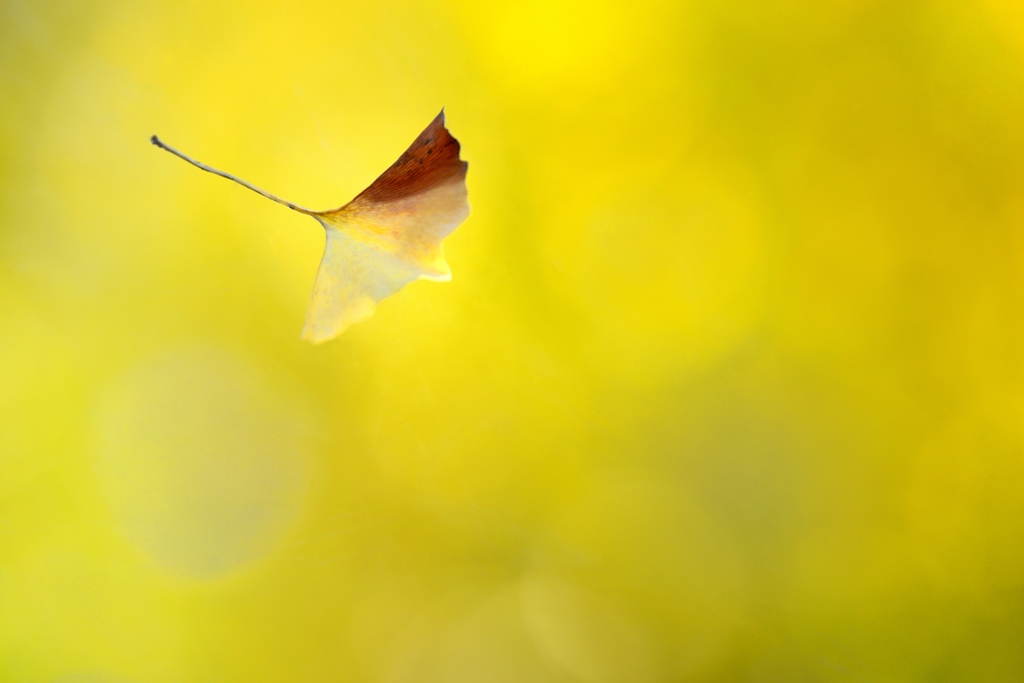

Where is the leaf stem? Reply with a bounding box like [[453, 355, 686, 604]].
[[150, 135, 319, 216]]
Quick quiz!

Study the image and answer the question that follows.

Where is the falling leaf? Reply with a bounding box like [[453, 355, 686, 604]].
[[151, 110, 469, 343]]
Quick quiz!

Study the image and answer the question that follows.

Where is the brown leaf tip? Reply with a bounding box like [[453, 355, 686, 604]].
[[346, 109, 468, 207]]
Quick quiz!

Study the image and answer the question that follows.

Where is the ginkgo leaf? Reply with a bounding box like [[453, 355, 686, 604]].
[[151, 110, 469, 343]]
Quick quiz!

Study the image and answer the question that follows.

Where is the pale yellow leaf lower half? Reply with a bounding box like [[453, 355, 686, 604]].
[[301, 225, 446, 343], [303, 177, 469, 343]]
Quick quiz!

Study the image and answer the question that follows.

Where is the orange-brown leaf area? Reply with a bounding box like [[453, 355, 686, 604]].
[[5, 1, 1024, 682], [335, 110, 468, 209]]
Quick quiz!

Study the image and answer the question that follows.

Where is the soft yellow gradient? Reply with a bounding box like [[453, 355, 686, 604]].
[[3, 0, 1024, 681]]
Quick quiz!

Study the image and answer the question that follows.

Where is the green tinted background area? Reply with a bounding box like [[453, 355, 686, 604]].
[[3, 0, 1024, 681]]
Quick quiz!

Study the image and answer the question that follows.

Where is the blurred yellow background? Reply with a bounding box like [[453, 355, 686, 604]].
[[3, 0, 1024, 680]]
